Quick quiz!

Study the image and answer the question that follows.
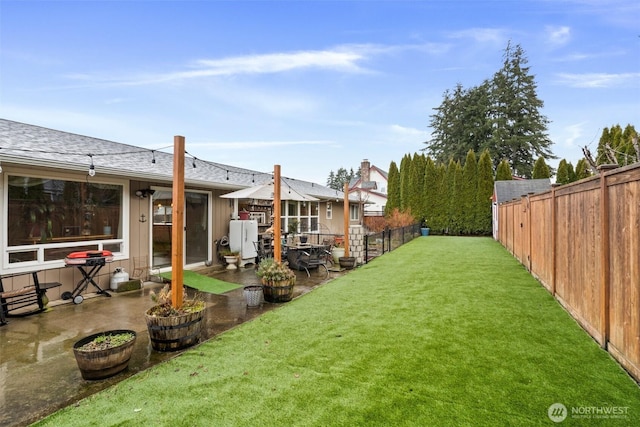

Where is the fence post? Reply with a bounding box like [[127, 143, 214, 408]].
[[551, 185, 557, 296], [364, 234, 369, 264], [599, 165, 616, 349]]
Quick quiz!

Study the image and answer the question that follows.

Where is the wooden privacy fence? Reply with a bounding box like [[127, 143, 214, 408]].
[[496, 163, 640, 382]]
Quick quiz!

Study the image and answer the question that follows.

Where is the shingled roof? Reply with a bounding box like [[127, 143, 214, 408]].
[[493, 179, 551, 203], [0, 118, 349, 201]]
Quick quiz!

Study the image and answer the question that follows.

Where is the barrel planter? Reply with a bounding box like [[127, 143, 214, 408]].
[[145, 308, 204, 352], [262, 281, 295, 303], [73, 329, 137, 380], [339, 256, 356, 270]]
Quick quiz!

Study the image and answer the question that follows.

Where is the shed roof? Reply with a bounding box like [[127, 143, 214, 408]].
[[493, 179, 551, 203]]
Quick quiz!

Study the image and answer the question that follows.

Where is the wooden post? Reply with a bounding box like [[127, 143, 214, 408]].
[[171, 136, 185, 309], [599, 166, 615, 349], [343, 182, 350, 257], [273, 165, 282, 263], [551, 185, 557, 296]]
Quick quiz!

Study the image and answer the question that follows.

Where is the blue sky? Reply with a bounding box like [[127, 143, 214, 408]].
[[1, 0, 638, 184]]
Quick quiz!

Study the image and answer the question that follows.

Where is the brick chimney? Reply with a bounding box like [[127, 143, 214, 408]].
[[361, 159, 370, 183]]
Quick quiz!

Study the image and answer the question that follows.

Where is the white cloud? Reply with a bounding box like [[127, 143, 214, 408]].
[[389, 124, 425, 137], [563, 122, 587, 148], [556, 72, 640, 88], [545, 26, 571, 46], [187, 140, 331, 150], [63, 42, 451, 88], [446, 28, 507, 43]]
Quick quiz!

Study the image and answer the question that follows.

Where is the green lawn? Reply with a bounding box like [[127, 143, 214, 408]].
[[35, 237, 640, 426]]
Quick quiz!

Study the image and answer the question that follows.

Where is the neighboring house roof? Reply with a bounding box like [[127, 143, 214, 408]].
[[493, 179, 552, 203], [0, 118, 354, 201]]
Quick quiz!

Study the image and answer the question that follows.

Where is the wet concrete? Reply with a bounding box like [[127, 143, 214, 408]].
[[0, 265, 342, 427]]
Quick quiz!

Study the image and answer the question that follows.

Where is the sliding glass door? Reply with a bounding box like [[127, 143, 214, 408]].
[[151, 189, 210, 269]]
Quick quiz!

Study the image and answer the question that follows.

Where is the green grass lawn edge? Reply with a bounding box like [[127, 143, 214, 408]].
[[35, 237, 640, 426]]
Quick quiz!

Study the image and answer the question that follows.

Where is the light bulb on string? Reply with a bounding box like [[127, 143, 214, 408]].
[[88, 155, 95, 177], [151, 150, 156, 164]]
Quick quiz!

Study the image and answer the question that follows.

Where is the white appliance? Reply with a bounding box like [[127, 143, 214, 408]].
[[229, 220, 258, 267]]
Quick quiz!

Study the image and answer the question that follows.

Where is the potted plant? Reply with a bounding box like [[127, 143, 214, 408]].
[[219, 249, 240, 270], [145, 284, 205, 352], [339, 256, 357, 270], [72, 329, 137, 380], [331, 239, 345, 264], [256, 257, 296, 303]]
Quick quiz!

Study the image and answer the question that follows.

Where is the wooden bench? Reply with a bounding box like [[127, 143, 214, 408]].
[[0, 271, 62, 325]]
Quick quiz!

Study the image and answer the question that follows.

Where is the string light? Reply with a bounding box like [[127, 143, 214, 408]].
[[2, 145, 278, 182], [88, 155, 95, 177], [0, 160, 3, 174], [252, 174, 255, 183]]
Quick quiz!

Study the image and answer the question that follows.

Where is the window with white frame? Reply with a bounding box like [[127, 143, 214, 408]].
[[281, 201, 320, 234], [4, 174, 126, 267], [349, 204, 359, 221], [326, 201, 332, 219]]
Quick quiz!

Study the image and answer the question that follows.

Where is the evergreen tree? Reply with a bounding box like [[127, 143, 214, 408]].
[[409, 153, 426, 220], [476, 149, 494, 234], [495, 159, 513, 180], [597, 124, 638, 166], [461, 150, 478, 234], [556, 159, 570, 185], [385, 161, 400, 216], [428, 82, 492, 165], [444, 159, 458, 234], [575, 158, 591, 180], [567, 162, 576, 183], [532, 157, 551, 179], [423, 157, 438, 227], [426, 42, 555, 177], [451, 161, 464, 235], [489, 42, 555, 177], [433, 163, 448, 233], [399, 154, 412, 212], [326, 167, 356, 190]]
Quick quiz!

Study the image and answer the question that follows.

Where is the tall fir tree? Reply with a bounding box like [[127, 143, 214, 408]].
[[489, 42, 555, 177]]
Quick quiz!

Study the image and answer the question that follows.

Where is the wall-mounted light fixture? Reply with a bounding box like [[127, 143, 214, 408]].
[[135, 188, 155, 199]]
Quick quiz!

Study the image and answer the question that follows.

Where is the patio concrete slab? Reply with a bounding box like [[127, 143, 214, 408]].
[[1, 265, 339, 427]]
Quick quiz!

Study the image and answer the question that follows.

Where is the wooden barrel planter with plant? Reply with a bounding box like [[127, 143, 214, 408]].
[[339, 256, 356, 270], [145, 284, 206, 352], [73, 329, 137, 380], [145, 308, 204, 352]]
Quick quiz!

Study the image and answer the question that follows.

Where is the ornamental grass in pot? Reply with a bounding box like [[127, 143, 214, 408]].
[[256, 257, 296, 303], [145, 284, 205, 352]]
